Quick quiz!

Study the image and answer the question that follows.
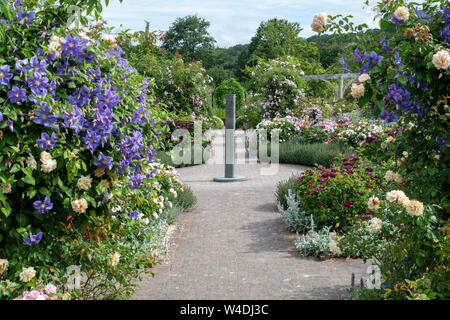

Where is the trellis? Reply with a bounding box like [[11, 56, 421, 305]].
[[303, 73, 359, 98]]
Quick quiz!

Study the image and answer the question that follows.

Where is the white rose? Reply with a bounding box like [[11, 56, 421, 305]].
[[76, 175, 92, 190], [432, 50, 450, 70], [358, 73, 370, 83], [369, 217, 383, 232], [0, 259, 8, 275], [405, 200, 424, 216], [368, 196, 381, 210], [71, 198, 88, 213], [110, 252, 120, 267], [386, 190, 409, 206], [19, 267, 36, 283], [26, 156, 37, 170], [394, 6, 410, 21], [351, 83, 365, 99]]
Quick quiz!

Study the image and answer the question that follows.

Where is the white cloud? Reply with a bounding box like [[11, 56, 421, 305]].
[[102, 0, 378, 47]]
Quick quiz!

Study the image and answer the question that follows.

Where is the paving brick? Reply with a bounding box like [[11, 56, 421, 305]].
[[133, 130, 368, 300]]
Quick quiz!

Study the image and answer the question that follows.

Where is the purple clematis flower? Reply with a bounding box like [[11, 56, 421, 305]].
[[360, 63, 370, 74], [29, 56, 48, 75], [83, 130, 101, 151], [36, 131, 57, 150], [379, 109, 398, 123], [129, 210, 141, 220], [366, 51, 384, 67], [95, 153, 113, 170], [27, 72, 49, 95], [0, 65, 13, 86], [33, 105, 57, 127], [379, 37, 390, 52], [441, 6, 450, 24], [414, 7, 432, 24], [7, 119, 13, 132], [129, 173, 143, 190], [100, 90, 120, 109], [33, 196, 53, 214], [7, 86, 27, 103], [16, 10, 35, 26], [437, 136, 448, 147], [340, 57, 352, 73], [354, 49, 365, 63], [391, 16, 404, 26], [15, 58, 29, 73], [23, 232, 42, 246], [440, 25, 450, 45], [61, 35, 85, 59], [0, 111, 3, 122]]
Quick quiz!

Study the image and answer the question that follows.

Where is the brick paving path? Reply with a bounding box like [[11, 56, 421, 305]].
[[133, 130, 367, 300]]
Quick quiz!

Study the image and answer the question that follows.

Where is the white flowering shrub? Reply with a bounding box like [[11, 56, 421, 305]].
[[294, 223, 342, 258]]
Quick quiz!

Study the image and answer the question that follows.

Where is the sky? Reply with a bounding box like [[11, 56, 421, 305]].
[[102, 0, 380, 48]]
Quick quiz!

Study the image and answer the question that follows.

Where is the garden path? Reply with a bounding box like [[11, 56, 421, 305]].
[[133, 130, 367, 299]]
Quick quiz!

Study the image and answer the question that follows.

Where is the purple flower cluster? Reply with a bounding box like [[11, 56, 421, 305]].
[[442, 6, 450, 24], [391, 16, 404, 26], [16, 10, 35, 26], [441, 25, 450, 45], [7, 86, 27, 103]]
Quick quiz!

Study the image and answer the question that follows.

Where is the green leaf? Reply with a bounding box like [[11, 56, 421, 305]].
[[1, 203, 12, 218], [10, 163, 21, 173], [22, 175, 35, 185], [398, 75, 408, 85], [374, 100, 384, 119]]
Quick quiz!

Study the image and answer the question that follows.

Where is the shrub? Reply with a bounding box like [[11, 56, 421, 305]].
[[236, 103, 261, 129], [245, 57, 307, 119], [268, 142, 351, 167], [293, 155, 386, 232], [277, 189, 313, 233], [213, 78, 245, 109], [210, 115, 224, 129], [295, 224, 341, 258]]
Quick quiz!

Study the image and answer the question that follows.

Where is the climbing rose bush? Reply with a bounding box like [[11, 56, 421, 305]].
[[324, 0, 450, 211], [246, 57, 307, 119]]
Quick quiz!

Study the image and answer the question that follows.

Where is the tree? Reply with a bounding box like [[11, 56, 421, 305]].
[[237, 18, 319, 80], [163, 15, 216, 63]]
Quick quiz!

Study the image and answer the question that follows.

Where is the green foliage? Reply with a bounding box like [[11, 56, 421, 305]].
[[275, 175, 300, 211], [210, 116, 224, 129], [271, 142, 351, 167], [293, 155, 386, 232], [246, 56, 307, 119], [236, 102, 261, 129], [163, 15, 216, 64], [213, 78, 245, 109]]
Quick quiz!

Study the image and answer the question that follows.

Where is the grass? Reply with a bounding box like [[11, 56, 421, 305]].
[[265, 141, 351, 167]]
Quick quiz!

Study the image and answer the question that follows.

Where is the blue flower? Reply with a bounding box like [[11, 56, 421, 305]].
[[339, 57, 352, 73], [379, 37, 390, 52], [380, 284, 387, 290], [23, 232, 42, 246], [437, 136, 448, 147], [33, 196, 53, 214], [61, 35, 85, 60], [29, 56, 48, 75], [391, 16, 404, 26], [366, 51, 384, 68], [379, 109, 398, 123], [7, 86, 27, 103], [16, 10, 35, 26], [27, 72, 49, 95], [95, 153, 113, 170], [0, 65, 13, 86], [7, 119, 13, 132], [129, 210, 141, 220], [360, 63, 370, 74], [441, 6, 450, 24], [33, 105, 57, 128], [36, 132, 57, 150], [83, 130, 101, 151]]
